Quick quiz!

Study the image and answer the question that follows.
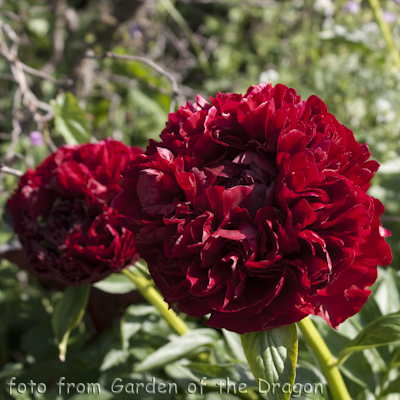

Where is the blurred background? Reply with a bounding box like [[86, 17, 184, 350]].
[[1, 1, 400, 399]]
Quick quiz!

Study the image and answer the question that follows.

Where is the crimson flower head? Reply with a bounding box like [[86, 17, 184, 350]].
[[8, 139, 143, 286], [113, 83, 392, 333]]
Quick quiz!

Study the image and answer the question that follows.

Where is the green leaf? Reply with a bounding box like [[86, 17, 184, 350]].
[[382, 375, 400, 396], [164, 360, 206, 391], [0, 362, 23, 380], [375, 268, 400, 315], [241, 325, 298, 400], [68, 388, 113, 400], [337, 311, 400, 364], [51, 284, 90, 362], [135, 328, 219, 372], [222, 329, 247, 362], [9, 391, 31, 400], [100, 349, 130, 372], [51, 92, 91, 144], [164, 359, 257, 396], [93, 273, 136, 294], [357, 293, 391, 366], [295, 362, 328, 399], [127, 88, 168, 142], [205, 394, 243, 400], [187, 361, 258, 389], [120, 305, 158, 350], [21, 320, 55, 363]]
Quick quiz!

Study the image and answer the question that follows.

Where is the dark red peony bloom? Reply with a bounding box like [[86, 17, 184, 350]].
[[8, 139, 143, 285], [113, 83, 392, 333]]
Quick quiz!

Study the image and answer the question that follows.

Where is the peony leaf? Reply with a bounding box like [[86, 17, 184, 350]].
[[51, 92, 91, 145], [51, 284, 91, 362], [120, 305, 159, 350], [93, 273, 136, 294], [382, 375, 400, 397], [295, 362, 328, 399], [241, 325, 298, 400], [135, 328, 219, 372], [100, 348, 130, 372], [222, 329, 247, 362], [204, 394, 245, 400], [337, 311, 400, 365], [164, 359, 258, 396], [375, 267, 400, 315], [186, 361, 258, 390], [67, 388, 113, 400], [0, 362, 23, 380]]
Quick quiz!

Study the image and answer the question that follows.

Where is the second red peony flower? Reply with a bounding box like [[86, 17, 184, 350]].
[[8, 139, 143, 286]]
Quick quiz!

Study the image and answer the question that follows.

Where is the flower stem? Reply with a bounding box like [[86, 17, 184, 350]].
[[122, 267, 189, 336], [368, 0, 400, 69], [297, 317, 351, 400]]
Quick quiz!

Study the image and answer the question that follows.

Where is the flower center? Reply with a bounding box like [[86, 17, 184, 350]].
[[205, 150, 277, 191], [37, 198, 91, 253]]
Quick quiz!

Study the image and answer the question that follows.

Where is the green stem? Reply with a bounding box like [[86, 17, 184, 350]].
[[297, 317, 351, 400], [368, 0, 400, 69], [122, 267, 189, 336]]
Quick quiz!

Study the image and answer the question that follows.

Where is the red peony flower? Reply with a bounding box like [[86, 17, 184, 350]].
[[8, 139, 143, 285], [113, 83, 392, 333]]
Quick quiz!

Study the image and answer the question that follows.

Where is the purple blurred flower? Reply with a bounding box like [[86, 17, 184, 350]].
[[130, 23, 142, 39], [383, 11, 397, 24], [342, 1, 360, 14], [29, 131, 44, 147]]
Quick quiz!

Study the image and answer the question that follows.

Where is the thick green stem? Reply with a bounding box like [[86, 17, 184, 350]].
[[297, 317, 351, 400], [368, 0, 400, 69], [122, 268, 189, 336]]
